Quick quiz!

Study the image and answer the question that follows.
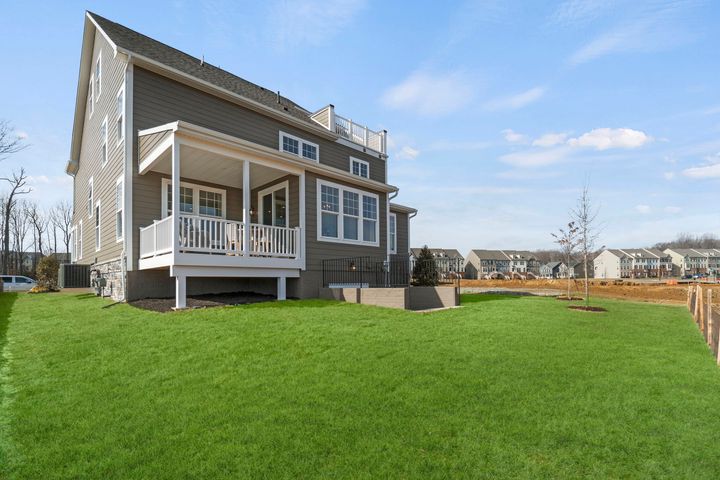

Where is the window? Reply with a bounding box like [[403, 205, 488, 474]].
[[279, 131, 318, 161], [95, 52, 102, 99], [258, 182, 288, 227], [317, 180, 379, 245], [87, 178, 93, 218], [115, 177, 124, 241], [100, 117, 108, 167], [70, 226, 76, 262], [88, 75, 94, 116], [199, 190, 223, 217], [161, 179, 225, 219], [389, 213, 397, 254], [351, 158, 369, 179], [116, 86, 125, 144], [95, 202, 101, 251], [78, 221, 83, 260]]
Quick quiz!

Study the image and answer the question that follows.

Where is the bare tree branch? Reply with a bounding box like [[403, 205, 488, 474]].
[[0, 120, 28, 161], [571, 183, 603, 307], [2, 168, 31, 272]]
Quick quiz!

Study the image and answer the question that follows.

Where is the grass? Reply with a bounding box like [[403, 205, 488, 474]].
[[1, 292, 720, 479]]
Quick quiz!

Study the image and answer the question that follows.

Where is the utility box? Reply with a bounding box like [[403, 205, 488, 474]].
[[59, 264, 91, 288]]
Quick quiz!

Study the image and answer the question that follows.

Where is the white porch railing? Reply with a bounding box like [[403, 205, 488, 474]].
[[310, 105, 386, 154], [139, 214, 300, 259]]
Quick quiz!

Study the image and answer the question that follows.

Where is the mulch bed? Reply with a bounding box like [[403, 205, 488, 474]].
[[130, 291, 276, 313], [556, 296, 584, 301], [568, 305, 607, 312]]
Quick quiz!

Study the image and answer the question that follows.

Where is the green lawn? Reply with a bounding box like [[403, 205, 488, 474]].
[[1, 292, 719, 479]]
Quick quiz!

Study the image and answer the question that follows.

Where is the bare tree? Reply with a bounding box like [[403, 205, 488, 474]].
[[0, 120, 27, 161], [51, 200, 73, 254], [2, 168, 31, 273], [10, 200, 30, 275], [26, 201, 46, 273], [572, 184, 601, 307], [552, 221, 580, 300]]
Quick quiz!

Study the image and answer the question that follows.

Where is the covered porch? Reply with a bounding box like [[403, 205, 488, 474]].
[[136, 121, 307, 308]]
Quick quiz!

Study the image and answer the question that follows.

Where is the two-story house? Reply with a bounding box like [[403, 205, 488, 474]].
[[593, 248, 672, 279], [664, 248, 720, 276], [67, 12, 415, 308], [463, 250, 540, 279]]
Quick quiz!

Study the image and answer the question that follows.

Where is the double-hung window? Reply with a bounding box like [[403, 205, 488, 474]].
[[78, 221, 83, 260], [279, 131, 318, 161], [115, 177, 124, 241], [88, 76, 94, 116], [350, 158, 369, 178], [87, 178, 93, 218], [116, 86, 125, 144], [100, 117, 108, 167], [389, 213, 397, 254], [318, 180, 379, 245], [162, 179, 225, 219]]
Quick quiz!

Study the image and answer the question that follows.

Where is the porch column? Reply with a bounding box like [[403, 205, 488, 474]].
[[243, 160, 251, 257], [277, 276, 287, 301], [175, 275, 186, 309], [171, 135, 180, 259]]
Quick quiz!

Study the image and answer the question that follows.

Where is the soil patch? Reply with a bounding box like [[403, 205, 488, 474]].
[[568, 305, 607, 313], [130, 291, 276, 313]]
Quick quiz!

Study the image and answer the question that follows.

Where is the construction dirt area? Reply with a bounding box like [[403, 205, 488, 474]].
[[460, 278, 720, 305]]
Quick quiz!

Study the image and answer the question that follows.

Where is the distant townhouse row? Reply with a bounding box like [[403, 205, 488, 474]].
[[410, 248, 464, 275], [463, 250, 542, 279], [594, 248, 720, 279]]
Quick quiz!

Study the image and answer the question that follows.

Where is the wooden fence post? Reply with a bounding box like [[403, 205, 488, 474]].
[[695, 285, 702, 329], [707, 289, 713, 348], [688, 285, 692, 310]]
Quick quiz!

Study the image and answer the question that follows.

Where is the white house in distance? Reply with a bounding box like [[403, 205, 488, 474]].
[[593, 249, 672, 279], [663, 248, 720, 276]]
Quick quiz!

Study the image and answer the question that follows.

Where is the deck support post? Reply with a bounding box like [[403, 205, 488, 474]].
[[243, 160, 251, 257], [171, 135, 180, 260], [175, 275, 187, 309], [277, 276, 287, 301]]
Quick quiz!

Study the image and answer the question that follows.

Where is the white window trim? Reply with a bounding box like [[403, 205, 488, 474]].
[[116, 85, 125, 146], [389, 212, 397, 254], [78, 220, 83, 260], [94, 200, 102, 252], [87, 177, 93, 219], [115, 176, 124, 242], [100, 116, 109, 167], [257, 180, 290, 227], [70, 225, 76, 263], [279, 131, 319, 162], [95, 51, 102, 100], [316, 179, 379, 247], [160, 178, 227, 219], [350, 157, 370, 179]]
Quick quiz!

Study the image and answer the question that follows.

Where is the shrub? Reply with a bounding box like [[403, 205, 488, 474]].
[[412, 246, 439, 286], [35, 255, 60, 292]]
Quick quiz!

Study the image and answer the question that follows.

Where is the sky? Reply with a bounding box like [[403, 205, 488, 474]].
[[1, 0, 719, 254]]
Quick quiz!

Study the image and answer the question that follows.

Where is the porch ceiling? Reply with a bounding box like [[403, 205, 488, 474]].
[[147, 144, 290, 189]]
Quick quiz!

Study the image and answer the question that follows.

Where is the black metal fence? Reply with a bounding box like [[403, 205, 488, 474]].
[[322, 255, 462, 288]]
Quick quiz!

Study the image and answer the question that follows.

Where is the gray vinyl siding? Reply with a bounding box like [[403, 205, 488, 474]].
[[131, 66, 385, 265], [72, 30, 126, 264], [132, 67, 385, 180], [392, 210, 409, 255], [138, 130, 171, 160], [303, 171, 387, 272]]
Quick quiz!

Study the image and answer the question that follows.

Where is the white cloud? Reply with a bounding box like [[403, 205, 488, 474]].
[[500, 146, 573, 168], [15, 130, 28, 140], [566, 128, 651, 150], [665, 206, 682, 214], [501, 129, 528, 144], [485, 86, 545, 111], [683, 162, 720, 179], [549, 0, 618, 26], [663, 171, 675, 180], [396, 145, 420, 160], [532, 132, 568, 147], [635, 204, 651, 214], [381, 70, 475, 116], [269, 0, 366, 49]]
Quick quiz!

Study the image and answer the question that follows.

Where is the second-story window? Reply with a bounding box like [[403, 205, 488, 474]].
[[279, 131, 318, 161], [100, 117, 108, 167], [88, 75, 94, 116], [116, 86, 125, 144], [351, 158, 369, 179]]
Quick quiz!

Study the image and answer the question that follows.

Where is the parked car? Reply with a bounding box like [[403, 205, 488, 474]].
[[0, 275, 37, 292]]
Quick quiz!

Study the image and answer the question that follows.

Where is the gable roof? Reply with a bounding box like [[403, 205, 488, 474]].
[[411, 248, 464, 259], [68, 11, 338, 173], [469, 250, 511, 261]]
